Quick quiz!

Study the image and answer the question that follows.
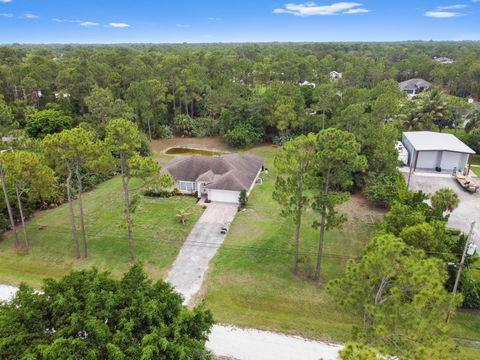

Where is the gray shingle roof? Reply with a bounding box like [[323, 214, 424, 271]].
[[398, 78, 432, 91], [163, 154, 263, 191]]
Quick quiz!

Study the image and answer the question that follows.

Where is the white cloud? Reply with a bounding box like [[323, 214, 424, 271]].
[[0, 13, 13, 17], [424, 11, 461, 18], [24, 12, 39, 19], [176, 23, 190, 27], [0, 0, 13, 3], [52, 18, 82, 23], [424, 3, 469, 17], [109, 22, 130, 28], [344, 8, 370, 14], [80, 21, 99, 27], [437, 4, 467, 10], [273, 2, 367, 16]]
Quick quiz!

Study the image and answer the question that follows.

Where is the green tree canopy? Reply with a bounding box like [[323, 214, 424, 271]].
[[25, 109, 73, 139], [0, 264, 213, 360], [0, 150, 56, 248], [328, 233, 461, 359]]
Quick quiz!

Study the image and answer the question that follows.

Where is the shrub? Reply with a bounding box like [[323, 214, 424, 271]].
[[0, 212, 9, 233], [460, 268, 480, 309], [238, 189, 248, 207], [192, 117, 220, 137], [272, 133, 294, 145], [143, 187, 175, 198], [153, 124, 172, 139], [172, 114, 195, 137], [225, 123, 263, 148], [364, 170, 406, 208]]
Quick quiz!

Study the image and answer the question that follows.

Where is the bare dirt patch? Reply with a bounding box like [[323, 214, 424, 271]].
[[151, 137, 232, 153], [340, 193, 385, 225]]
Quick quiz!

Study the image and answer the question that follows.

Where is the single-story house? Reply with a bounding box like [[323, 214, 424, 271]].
[[329, 71, 342, 79], [163, 154, 263, 204], [398, 78, 432, 98], [402, 131, 475, 173]]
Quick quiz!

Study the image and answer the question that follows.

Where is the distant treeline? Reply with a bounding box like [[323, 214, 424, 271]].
[[0, 42, 479, 144]]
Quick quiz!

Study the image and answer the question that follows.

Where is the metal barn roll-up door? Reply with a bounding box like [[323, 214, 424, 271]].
[[416, 151, 439, 169], [440, 151, 464, 170]]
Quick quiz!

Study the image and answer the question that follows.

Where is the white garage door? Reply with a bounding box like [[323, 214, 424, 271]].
[[208, 189, 240, 204], [440, 151, 463, 170], [416, 151, 439, 169]]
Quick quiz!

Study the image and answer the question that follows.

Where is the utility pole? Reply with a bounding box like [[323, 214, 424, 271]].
[[446, 221, 476, 323]]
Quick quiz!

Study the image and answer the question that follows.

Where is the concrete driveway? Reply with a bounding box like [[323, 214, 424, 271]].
[[166, 202, 238, 305], [402, 169, 480, 252]]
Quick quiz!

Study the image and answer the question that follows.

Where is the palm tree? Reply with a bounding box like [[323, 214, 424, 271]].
[[415, 88, 451, 131], [430, 188, 460, 215], [399, 110, 422, 131], [176, 209, 190, 225], [465, 110, 480, 133]]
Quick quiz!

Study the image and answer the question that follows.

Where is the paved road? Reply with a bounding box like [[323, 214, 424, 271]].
[[401, 169, 480, 253], [166, 202, 238, 305], [207, 325, 342, 360]]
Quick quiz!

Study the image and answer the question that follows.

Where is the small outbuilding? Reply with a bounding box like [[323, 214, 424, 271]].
[[402, 131, 475, 173]]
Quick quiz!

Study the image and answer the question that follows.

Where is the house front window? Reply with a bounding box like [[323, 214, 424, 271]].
[[178, 181, 196, 192]]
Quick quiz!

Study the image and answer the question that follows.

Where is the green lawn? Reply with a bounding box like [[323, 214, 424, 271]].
[[0, 177, 204, 287], [202, 145, 373, 342]]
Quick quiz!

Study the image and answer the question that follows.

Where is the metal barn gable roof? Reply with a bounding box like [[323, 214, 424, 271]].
[[403, 131, 475, 154]]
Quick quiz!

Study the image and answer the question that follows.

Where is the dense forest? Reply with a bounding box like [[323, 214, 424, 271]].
[[1, 42, 480, 144]]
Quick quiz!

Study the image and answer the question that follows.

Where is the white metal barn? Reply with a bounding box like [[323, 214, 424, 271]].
[[163, 154, 263, 204], [402, 131, 475, 173]]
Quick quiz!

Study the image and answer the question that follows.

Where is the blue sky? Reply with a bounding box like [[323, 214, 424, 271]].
[[0, 0, 480, 43]]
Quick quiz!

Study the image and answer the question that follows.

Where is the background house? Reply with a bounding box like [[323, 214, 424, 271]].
[[163, 154, 263, 204], [398, 78, 432, 98], [329, 71, 342, 79]]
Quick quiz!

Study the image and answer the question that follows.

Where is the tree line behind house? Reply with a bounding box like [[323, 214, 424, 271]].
[[1, 42, 480, 149]]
